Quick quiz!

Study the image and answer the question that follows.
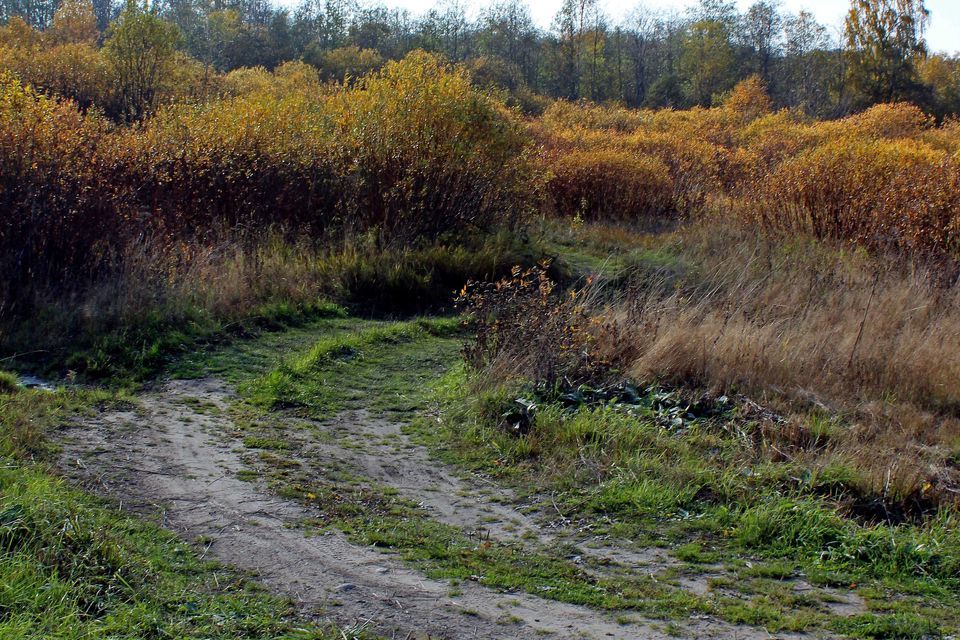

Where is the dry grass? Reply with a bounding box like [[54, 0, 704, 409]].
[[464, 220, 960, 510], [607, 223, 960, 509]]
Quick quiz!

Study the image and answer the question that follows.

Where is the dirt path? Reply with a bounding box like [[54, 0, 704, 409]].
[[287, 409, 690, 579], [58, 378, 818, 639]]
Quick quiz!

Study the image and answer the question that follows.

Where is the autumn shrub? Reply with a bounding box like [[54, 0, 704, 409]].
[[754, 137, 960, 253], [457, 263, 630, 390], [541, 99, 652, 133], [323, 51, 540, 240], [115, 52, 537, 241], [0, 73, 116, 312], [834, 102, 934, 140], [722, 75, 773, 123], [309, 45, 383, 83], [547, 150, 674, 221], [735, 111, 822, 178], [628, 131, 725, 210], [114, 89, 340, 234], [26, 43, 111, 109]]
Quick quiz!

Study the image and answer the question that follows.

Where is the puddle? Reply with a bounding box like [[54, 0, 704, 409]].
[[18, 375, 57, 391]]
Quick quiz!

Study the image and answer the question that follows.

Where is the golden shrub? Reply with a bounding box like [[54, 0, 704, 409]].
[[832, 102, 934, 141], [542, 99, 652, 133], [324, 51, 540, 239], [722, 75, 773, 122], [755, 137, 960, 253], [0, 17, 39, 49], [220, 66, 275, 96], [548, 150, 674, 221], [629, 130, 724, 210], [0, 73, 115, 303], [27, 43, 111, 109]]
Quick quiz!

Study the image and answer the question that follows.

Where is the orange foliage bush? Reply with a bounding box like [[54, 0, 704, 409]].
[[1, 53, 540, 309], [755, 138, 960, 253], [542, 99, 651, 133], [0, 73, 115, 306], [834, 102, 934, 140], [722, 75, 773, 122], [537, 89, 960, 256], [548, 150, 674, 221]]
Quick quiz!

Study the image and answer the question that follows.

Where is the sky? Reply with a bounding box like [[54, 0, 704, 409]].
[[360, 0, 960, 55]]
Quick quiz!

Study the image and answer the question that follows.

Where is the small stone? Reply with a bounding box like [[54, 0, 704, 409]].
[[334, 583, 357, 592]]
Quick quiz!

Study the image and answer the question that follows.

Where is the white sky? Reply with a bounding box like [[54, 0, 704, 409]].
[[348, 0, 959, 55]]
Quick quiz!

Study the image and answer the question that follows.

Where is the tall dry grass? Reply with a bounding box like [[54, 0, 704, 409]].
[[610, 224, 960, 509], [462, 220, 960, 510], [622, 227, 960, 414]]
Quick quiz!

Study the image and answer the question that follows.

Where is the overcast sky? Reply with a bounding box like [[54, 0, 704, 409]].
[[346, 0, 959, 55]]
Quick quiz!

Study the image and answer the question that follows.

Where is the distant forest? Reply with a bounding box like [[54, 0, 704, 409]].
[[2, 0, 956, 117]]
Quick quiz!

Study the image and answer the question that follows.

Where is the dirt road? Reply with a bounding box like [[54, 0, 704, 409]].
[[58, 378, 816, 639]]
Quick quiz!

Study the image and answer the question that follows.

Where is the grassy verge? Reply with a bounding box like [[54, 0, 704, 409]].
[[1, 230, 542, 386], [244, 317, 461, 415], [408, 354, 960, 639]]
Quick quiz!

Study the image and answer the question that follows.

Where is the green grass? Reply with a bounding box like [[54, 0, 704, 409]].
[[0, 370, 18, 394], [0, 464, 333, 639], [4, 300, 350, 386], [831, 613, 942, 639], [407, 364, 960, 636], [244, 317, 461, 418]]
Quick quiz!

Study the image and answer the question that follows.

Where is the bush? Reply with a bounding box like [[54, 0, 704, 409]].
[[722, 75, 773, 123], [754, 137, 960, 253], [325, 51, 540, 241], [0, 371, 18, 394], [542, 99, 652, 133], [0, 73, 115, 309], [0, 52, 542, 321], [547, 150, 674, 221], [457, 263, 623, 389], [629, 131, 725, 211]]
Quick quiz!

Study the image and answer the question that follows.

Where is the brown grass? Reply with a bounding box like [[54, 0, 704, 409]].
[[608, 223, 960, 508]]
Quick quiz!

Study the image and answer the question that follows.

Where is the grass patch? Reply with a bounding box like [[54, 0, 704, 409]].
[[831, 613, 943, 639], [246, 318, 461, 417], [0, 465, 334, 639], [410, 365, 960, 635]]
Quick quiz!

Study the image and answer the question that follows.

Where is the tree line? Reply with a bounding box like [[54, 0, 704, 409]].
[[2, 0, 957, 118]]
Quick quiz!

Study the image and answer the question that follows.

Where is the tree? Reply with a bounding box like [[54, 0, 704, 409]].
[[741, 1, 782, 82], [306, 43, 381, 82], [580, 1, 607, 101], [47, 0, 99, 44], [104, 0, 182, 120], [918, 54, 960, 118], [550, 0, 595, 99], [91, 0, 115, 32], [845, 0, 929, 106], [477, 0, 538, 86], [1, 0, 58, 28], [622, 6, 658, 106], [681, 18, 735, 105]]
